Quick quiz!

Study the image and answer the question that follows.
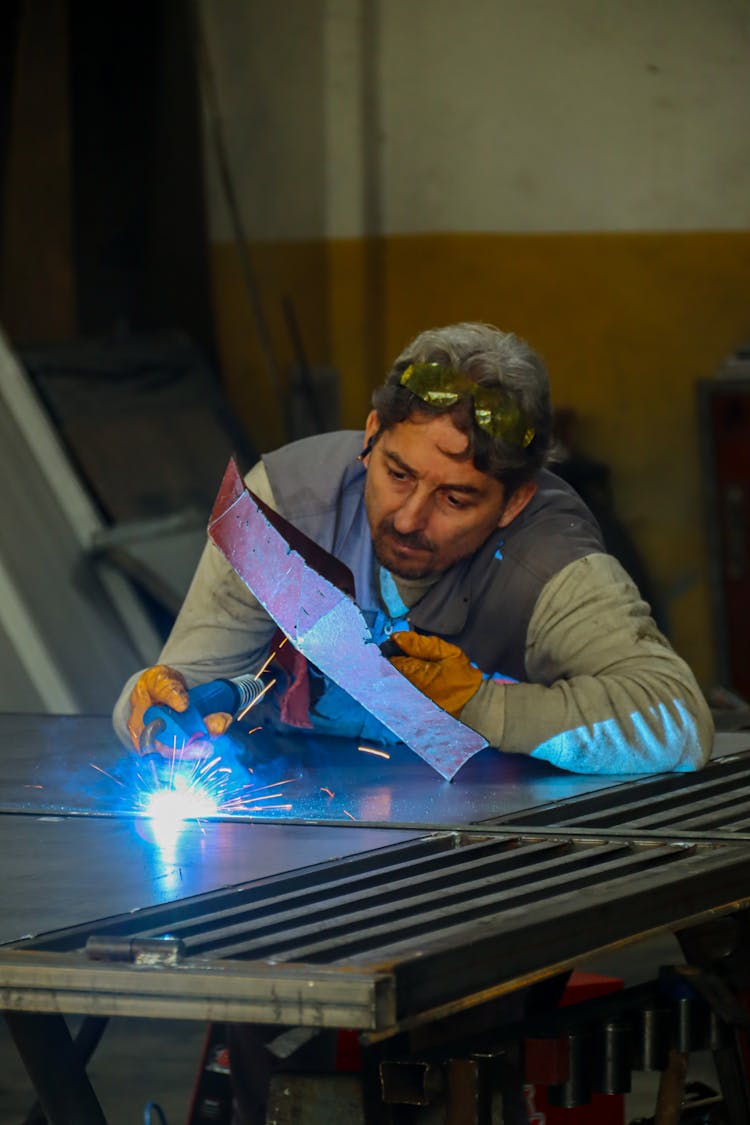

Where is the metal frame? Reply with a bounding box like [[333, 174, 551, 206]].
[[5, 829, 750, 1039]]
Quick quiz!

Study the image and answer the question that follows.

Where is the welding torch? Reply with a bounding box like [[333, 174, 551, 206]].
[[139, 674, 271, 754]]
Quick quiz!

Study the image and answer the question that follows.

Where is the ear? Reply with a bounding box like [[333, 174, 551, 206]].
[[364, 410, 380, 444], [358, 411, 381, 464], [497, 480, 537, 528]]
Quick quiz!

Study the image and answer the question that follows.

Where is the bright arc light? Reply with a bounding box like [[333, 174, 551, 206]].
[[145, 774, 219, 829]]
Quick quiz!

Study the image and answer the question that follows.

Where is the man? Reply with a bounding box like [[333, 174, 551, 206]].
[[114, 322, 713, 774]]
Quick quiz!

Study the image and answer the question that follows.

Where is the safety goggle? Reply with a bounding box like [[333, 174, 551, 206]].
[[399, 363, 535, 448]]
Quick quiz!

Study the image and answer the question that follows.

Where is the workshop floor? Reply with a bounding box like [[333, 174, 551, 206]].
[[0, 934, 720, 1125]]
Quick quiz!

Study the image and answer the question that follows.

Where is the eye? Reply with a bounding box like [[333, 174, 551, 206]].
[[386, 465, 409, 483], [444, 493, 470, 511]]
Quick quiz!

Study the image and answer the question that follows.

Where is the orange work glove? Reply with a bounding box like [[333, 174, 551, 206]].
[[389, 633, 483, 717], [127, 665, 189, 751]]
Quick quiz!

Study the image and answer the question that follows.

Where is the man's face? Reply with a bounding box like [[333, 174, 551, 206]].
[[362, 411, 533, 580]]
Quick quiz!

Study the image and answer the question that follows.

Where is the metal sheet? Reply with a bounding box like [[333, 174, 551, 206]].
[[0, 714, 640, 825], [0, 814, 420, 947]]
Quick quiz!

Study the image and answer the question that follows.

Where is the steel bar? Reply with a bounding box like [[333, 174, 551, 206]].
[[204, 842, 678, 964], [138, 840, 617, 955], [21, 1014, 109, 1125], [0, 953, 395, 1029]]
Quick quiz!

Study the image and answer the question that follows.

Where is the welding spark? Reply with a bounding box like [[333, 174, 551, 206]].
[[89, 763, 126, 788], [90, 650, 297, 834], [244, 778, 295, 793], [320, 787, 334, 798], [343, 809, 357, 821], [135, 753, 293, 825], [89, 749, 296, 833], [254, 636, 287, 680], [146, 773, 219, 827], [357, 746, 391, 760]]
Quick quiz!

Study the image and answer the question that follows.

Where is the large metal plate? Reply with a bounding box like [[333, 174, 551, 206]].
[[0, 714, 641, 826], [0, 814, 419, 947]]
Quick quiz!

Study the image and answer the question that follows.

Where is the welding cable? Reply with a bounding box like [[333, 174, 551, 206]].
[[143, 1101, 168, 1125]]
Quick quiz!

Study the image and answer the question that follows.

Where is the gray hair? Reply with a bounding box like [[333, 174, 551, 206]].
[[372, 322, 554, 491]]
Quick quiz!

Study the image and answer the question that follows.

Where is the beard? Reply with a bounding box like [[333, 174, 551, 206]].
[[370, 519, 439, 579]]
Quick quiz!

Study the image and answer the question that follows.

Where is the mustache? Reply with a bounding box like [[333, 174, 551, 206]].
[[379, 520, 435, 553]]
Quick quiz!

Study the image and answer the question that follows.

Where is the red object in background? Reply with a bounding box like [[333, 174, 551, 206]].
[[337, 974, 626, 1122], [188, 976, 626, 1122], [335, 1029, 362, 1072], [525, 971, 625, 1125]]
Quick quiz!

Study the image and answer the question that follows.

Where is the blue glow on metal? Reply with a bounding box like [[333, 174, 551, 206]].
[[90, 739, 297, 836], [529, 699, 703, 774], [134, 754, 228, 818]]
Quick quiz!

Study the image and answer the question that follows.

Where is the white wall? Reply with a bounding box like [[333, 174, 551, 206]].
[[199, 0, 328, 241], [381, 0, 750, 232], [200, 0, 750, 239]]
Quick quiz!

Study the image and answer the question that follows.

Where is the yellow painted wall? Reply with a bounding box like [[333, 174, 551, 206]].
[[211, 229, 750, 688]]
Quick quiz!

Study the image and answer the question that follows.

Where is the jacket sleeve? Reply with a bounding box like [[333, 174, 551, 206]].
[[111, 461, 279, 746], [459, 553, 714, 774]]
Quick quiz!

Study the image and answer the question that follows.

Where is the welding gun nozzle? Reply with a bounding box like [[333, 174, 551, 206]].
[[139, 718, 166, 754]]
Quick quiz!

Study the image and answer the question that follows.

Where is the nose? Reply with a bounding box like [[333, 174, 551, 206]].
[[392, 488, 431, 534]]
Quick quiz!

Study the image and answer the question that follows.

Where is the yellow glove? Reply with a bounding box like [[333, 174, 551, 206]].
[[127, 665, 189, 751], [389, 633, 483, 717], [203, 712, 233, 736]]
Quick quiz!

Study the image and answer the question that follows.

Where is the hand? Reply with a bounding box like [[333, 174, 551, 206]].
[[129, 667, 240, 756], [389, 633, 483, 716], [127, 665, 189, 751], [203, 713, 233, 736]]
